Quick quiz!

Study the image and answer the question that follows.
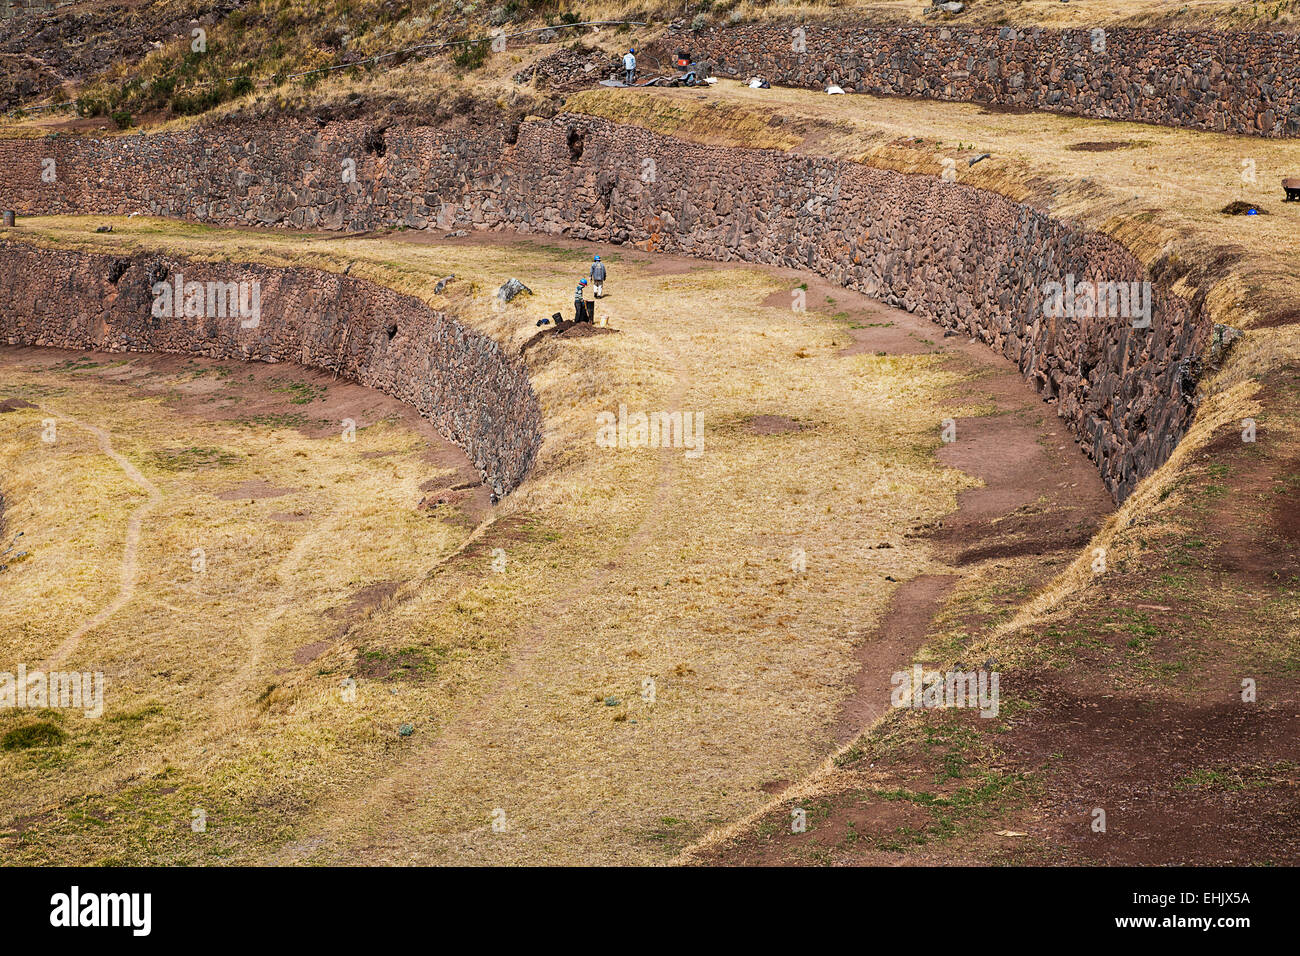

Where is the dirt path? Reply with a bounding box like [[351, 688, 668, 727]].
[[270, 327, 692, 864], [673, 267, 1114, 862], [252, 230, 1118, 865], [38, 406, 162, 670], [834, 573, 959, 746], [1, 225, 1123, 865]]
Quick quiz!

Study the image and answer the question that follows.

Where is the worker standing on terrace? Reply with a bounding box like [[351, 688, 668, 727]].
[[591, 255, 607, 298], [574, 278, 589, 322], [623, 48, 637, 86]]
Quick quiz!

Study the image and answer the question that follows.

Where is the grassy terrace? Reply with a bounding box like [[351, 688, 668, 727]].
[[1, 216, 1015, 864], [6, 0, 1300, 132], [568, 80, 1300, 334], [538, 84, 1299, 864], [1, 56, 1296, 865]]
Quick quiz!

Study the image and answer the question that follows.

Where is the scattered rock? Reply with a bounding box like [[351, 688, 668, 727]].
[[496, 278, 532, 303], [1177, 355, 1203, 397], [1207, 323, 1244, 367], [398, 723, 414, 737]]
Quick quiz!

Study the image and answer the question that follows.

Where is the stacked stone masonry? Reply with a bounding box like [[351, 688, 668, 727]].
[[0, 112, 1211, 500], [675, 21, 1300, 137], [0, 241, 542, 494]]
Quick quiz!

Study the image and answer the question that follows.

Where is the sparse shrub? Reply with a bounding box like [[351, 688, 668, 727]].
[[151, 75, 177, 103], [111, 111, 132, 129], [2, 721, 65, 750], [452, 39, 490, 70], [170, 85, 223, 116]]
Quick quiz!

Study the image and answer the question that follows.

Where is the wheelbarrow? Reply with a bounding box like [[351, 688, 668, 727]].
[[1283, 177, 1300, 201]]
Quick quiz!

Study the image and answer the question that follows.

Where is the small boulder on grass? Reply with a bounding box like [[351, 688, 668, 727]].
[[496, 278, 532, 303]]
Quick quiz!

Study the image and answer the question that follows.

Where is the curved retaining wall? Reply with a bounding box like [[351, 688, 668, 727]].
[[0, 113, 1211, 500], [508, 117, 1205, 501], [676, 21, 1300, 137], [0, 241, 543, 495], [0, 118, 506, 229]]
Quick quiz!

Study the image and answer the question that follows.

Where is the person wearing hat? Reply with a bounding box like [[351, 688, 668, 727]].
[[590, 255, 607, 298], [623, 48, 637, 86], [574, 278, 589, 323]]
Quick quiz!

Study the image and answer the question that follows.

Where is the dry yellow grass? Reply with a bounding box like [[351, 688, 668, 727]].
[[0, 218, 1000, 864], [8, 75, 1299, 862], [6, 74, 1299, 864], [0, 350, 476, 863], [570, 81, 1300, 339], [582, 83, 1298, 862]]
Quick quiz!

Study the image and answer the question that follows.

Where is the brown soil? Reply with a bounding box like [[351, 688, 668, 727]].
[[1221, 200, 1269, 215], [835, 573, 960, 745], [824, 297, 1111, 750], [1066, 141, 1138, 151], [758, 283, 935, 356], [216, 479, 296, 501], [931, 378, 1111, 563], [745, 414, 805, 435], [0, 347, 488, 525], [326, 580, 402, 620], [293, 640, 332, 665], [519, 317, 619, 354], [996, 678, 1300, 865], [703, 364, 1300, 867]]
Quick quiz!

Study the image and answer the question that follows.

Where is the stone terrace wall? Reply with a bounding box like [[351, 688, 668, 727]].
[[0, 241, 542, 495], [0, 114, 1211, 499], [0, 118, 508, 230], [675, 21, 1300, 136], [502, 117, 1206, 501]]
